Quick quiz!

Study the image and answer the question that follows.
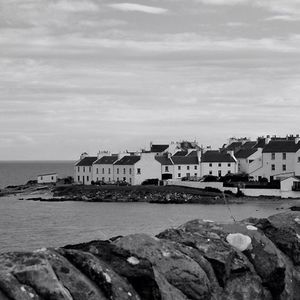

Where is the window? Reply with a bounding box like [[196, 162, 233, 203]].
[[123, 177, 126, 181], [194, 166, 197, 170], [218, 163, 221, 167], [102, 168, 104, 174], [102, 177, 105, 181], [108, 168, 111, 174], [108, 177, 111, 181], [178, 173, 181, 177], [78, 176, 80, 182], [83, 167, 85, 172], [218, 170, 222, 177], [209, 163, 212, 167], [129, 168, 132, 175], [209, 171, 212, 175], [298, 157, 300, 163], [51, 176, 53, 180], [87, 176, 89, 182], [283, 164, 286, 171], [194, 173, 197, 176], [89, 167, 91, 172], [178, 166, 181, 170], [117, 168, 119, 174], [283, 153, 286, 160], [78, 167, 80, 172], [228, 171, 231, 174], [123, 168, 126, 174], [130, 178, 132, 184], [187, 166, 190, 170], [271, 153, 275, 160], [165, 166, 169, 172], [228, 163, 231, 167], [137, 168, 141, 174], [271, 164, 275, 171], [96, 168, 99, 174]]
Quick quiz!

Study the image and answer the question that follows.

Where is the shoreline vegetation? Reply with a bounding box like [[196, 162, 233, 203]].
[[0, 182, 293, 205]]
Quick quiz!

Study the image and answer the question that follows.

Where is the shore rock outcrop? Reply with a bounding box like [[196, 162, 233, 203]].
[[0, 212, 300, 299]]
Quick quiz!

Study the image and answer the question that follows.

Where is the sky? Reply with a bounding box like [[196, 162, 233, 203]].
[[1, 0, 300, 160]]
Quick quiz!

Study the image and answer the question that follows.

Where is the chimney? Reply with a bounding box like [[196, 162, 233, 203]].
[[97, 150, 110, 159], [80, 152, 88, 160], [295, 134, 300, 144], [265, 135, 271, 144]]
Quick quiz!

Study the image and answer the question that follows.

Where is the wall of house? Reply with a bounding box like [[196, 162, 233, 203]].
[[161, 165, 174, 179], [75, 166, 93, 185], [113, 165, 134, 184], [93, 164, 114, 183], [260, 152, 296, 180], [133, 154, 161, 185], [295, 149, 300, 176], [37, 174, 57, 184], [238, 149, 262, 174], [173, 164, 200, 180], [201, 162, 237, 177]]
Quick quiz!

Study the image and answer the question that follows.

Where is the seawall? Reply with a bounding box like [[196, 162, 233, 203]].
[[0, 212, 300, 299]]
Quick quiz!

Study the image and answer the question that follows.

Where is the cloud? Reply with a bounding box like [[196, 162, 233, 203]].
[[50, 0, 99, 12], [265, 15, 300, 22], [108, 3, 168, 14]]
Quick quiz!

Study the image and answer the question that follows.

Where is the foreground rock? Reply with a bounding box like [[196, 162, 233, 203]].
[[1, 212, 300, 299]]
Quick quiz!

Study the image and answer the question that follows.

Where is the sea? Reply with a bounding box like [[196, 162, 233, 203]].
[[0, 161, 300, 253]]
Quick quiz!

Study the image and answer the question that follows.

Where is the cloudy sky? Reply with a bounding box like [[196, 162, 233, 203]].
[[1, 0, 300, 159]]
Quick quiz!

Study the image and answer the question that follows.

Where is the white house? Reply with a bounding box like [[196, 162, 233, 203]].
[[75, 154, 98, 185], [251, 137, 300, 181], [235, 148, 262, 174], [37, 173, 57, 184], [200, 150, 237, 177], [114, 153, 161, 185], [155, 155, 174, 180], [171, 154, 200, 180], [93, 155, 119, 183]]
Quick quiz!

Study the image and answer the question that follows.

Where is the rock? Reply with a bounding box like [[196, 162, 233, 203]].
[[1, 212, 300, 300], [226, 233, 252, 251]]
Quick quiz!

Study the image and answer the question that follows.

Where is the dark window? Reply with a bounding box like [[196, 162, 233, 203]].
[[108, 168, 111, 174], [117, 168, 119, 174], [78, 176, 80, 181], [87, 176, 89, 181], [165, 166, 169, 172], [209, 163, 212, 167], [271, 164, 275, 171], [228, 163, 231, 167], [102, 168, 104, 174], [178, 173, 181, 177], [187, 166, 190, 170], [96, 168, 99, 174], [78, 167, 80, 172], [129, 168, 132, 175], [194, 166, 197, 170], [51, 176, 53, 180], [218, 163, 221, 167], [271, 153, 275, 160], [178, 166, 181, 170], [283, 164, 286, 171], [102, 177, 105, 181], [137, 168, 141, 174], [123, 168, 126, 174], [228, 171, 231, 174], [123, 177, 126, 181], [130, 178, 132, 183], [218, 170, 222, 177], [283, 153, 286, 160], [83, 167, 85, 172], [298, 157, 300, 163], [89, 167, 91, 172], [194, 173, 197, 176], [209, 171, 212, 175]]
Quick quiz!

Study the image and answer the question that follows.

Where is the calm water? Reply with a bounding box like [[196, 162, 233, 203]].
[[1, 196, 299, 253], [0, 161, 75, 188]]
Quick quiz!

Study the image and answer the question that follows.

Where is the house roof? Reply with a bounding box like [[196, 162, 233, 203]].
[[38, 173, 57, 177], [94, 156, 119, 165], [173, 150, 188, 156], [225, 142, 242, 151], [235, 149, 257, 159], [171, 156, 199, 165], [150, 144, 169, 153], [76, 157, 98, 166], [114, 156, 140, 165], [201, 151, 236, 163], [241, 141, 256, 149], [187, 150, 198, 157], [254, 138, 266, 148], [155, 156, 173, 165], [262, 140, 300, 153]]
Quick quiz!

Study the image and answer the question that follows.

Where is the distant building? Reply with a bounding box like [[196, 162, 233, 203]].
[[75, 153, 97, 185], [93, 155, 119, 183], [37, 173, 57, 184], [171, 155, 200, 180], [201, 150, 237, 177]]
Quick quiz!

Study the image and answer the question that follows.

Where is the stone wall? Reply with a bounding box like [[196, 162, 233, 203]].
[[0, 212, 300, 299]]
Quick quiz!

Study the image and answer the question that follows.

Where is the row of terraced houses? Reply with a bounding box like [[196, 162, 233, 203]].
[[74, 135, 300, 186]]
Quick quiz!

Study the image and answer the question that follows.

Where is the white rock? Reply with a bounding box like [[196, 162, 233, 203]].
[[226, 233, 252, 252], [21, 286, 26, 292], [294, 217, 300, 224], [127, 256, 140, 265], [246, 225, 258, 231], [203, 219, 214, 223], [103, 272, 111, 283]]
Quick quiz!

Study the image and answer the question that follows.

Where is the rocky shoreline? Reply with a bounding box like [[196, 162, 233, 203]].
[[0, 211, 300, 299]]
